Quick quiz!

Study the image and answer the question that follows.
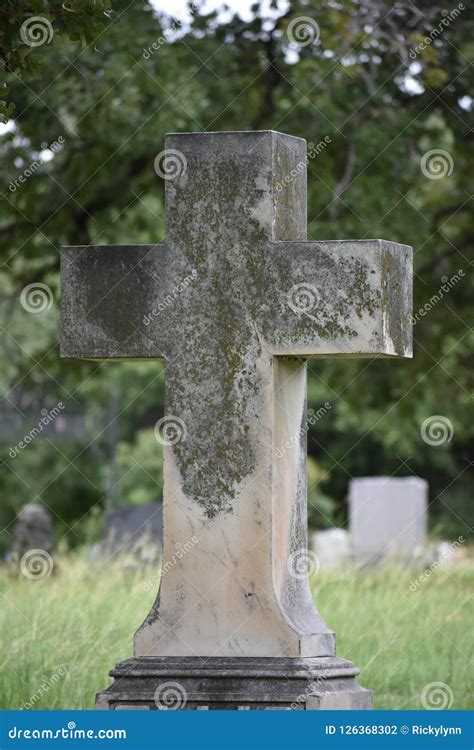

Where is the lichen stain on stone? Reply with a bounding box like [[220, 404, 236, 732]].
[[260, 249, 382, 350], [64, 246, 161, 357], [380, 244, 411, 356], [162, 158, 274, 520], [157, 158, 409, 522]]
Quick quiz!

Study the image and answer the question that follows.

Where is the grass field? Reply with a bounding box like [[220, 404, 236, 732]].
[[0, 552, 472, 710]]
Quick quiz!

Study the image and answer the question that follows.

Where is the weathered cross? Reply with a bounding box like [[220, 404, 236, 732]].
[[61, 131, 411, 664]]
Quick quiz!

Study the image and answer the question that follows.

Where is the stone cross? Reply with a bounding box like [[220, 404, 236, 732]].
[[61, 131, 412, 709]]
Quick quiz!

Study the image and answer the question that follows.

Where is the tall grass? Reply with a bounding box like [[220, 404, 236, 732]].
[[313, 562, 473, 709], [0, 552, 472, 709]]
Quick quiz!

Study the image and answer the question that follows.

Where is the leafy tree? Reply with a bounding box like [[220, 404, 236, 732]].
[[0, 0, 472, 550], [0, 0, 112, 121]]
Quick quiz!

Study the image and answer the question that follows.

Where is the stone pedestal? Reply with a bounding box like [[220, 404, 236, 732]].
[[96, 657, 372, 710]]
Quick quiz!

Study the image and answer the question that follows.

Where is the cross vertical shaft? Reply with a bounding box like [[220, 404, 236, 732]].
[[135, 132, 334, 657]]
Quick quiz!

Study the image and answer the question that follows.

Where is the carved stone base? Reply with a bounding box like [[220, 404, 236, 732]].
[[96, 657, 372, 710]]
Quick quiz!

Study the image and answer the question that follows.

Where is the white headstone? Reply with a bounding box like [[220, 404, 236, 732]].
[[311, 528, 350, 570], [349, 477, 428, 564]]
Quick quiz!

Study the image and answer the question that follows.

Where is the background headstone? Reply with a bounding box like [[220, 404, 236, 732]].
[[311, 528, 350, 570], [348, 477, 428, 565], [96, 502, 163, 563], [11, 503, 53, 561]]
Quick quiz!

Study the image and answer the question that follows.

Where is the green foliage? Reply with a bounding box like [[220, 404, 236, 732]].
[[307, 456, 337, 530], [0, 435, 103, 551], [0, 0, 472, 543], [0, 0, 112, 121], [113, 428, 163, 507]]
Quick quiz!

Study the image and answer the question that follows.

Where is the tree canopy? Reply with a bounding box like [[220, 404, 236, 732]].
[[0, 0, 472, 549]]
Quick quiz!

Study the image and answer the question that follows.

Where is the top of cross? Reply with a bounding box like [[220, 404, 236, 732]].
[[61, 130, 412, 363]]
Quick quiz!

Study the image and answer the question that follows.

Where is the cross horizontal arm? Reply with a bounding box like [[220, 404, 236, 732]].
[[257, 239, 412, 358], [60, 244, 171, 359]]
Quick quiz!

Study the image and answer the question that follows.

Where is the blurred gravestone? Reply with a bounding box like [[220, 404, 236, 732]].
[[349, 477, 428, 565], [311, 528, 350, 570], [100, 502, 162, 563], [61, 130, 412, 710], [11, 503, 53, 562]]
